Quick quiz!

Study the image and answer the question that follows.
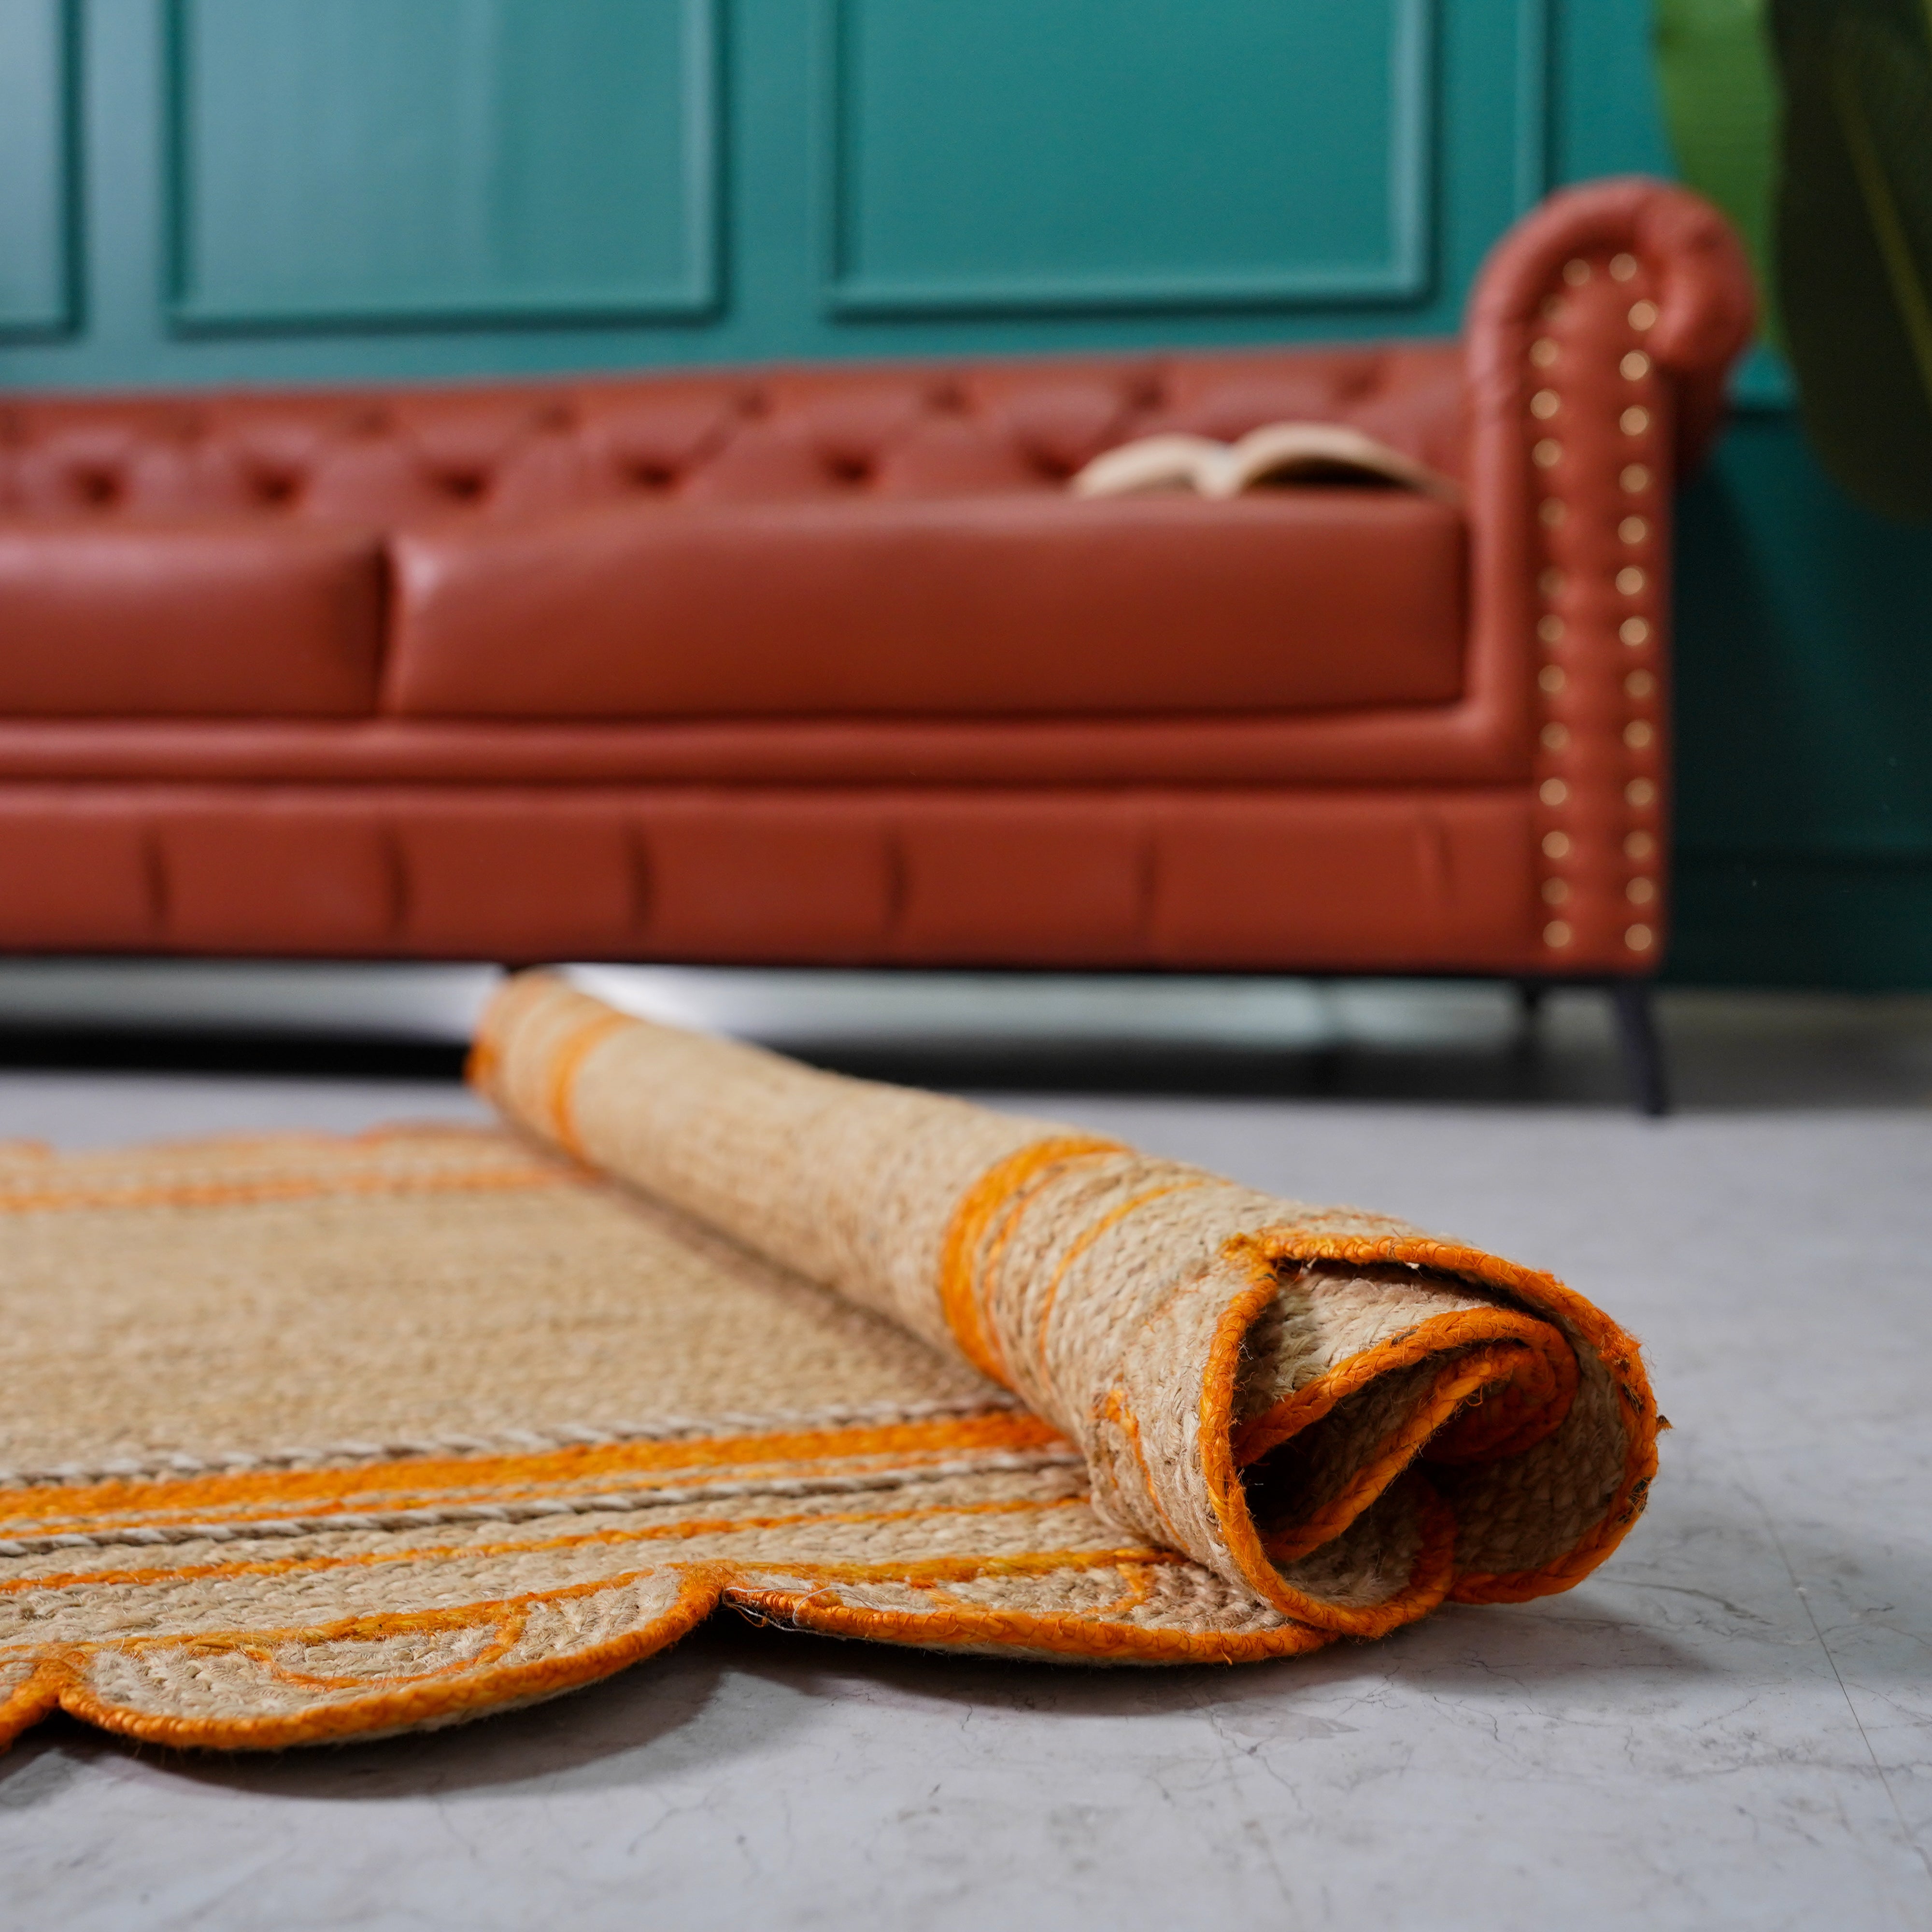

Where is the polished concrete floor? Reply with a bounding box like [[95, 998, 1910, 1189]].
[[0, 973, 1927, 1930]]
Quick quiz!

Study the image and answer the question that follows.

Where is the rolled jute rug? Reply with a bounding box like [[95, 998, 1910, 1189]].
[[0, 972, 1658, 1750]]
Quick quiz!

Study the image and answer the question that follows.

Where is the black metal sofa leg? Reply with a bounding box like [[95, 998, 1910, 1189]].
[[1610, 980, 1670, 1117]]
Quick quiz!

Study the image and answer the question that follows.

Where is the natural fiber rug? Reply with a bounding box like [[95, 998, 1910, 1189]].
[[0, 973, 1659, 1750]]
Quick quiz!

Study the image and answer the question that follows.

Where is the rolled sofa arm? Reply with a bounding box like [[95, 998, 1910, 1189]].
[[1464, 179, 1755, 975]]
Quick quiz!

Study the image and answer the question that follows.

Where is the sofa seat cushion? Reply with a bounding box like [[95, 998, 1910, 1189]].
[[0, 521, 385, 716], [386, 490, 1467, 721]]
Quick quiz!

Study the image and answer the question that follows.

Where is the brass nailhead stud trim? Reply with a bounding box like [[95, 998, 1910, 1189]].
[[1544, 920, 1575, 947], [1624, 719, 1655, 750], [1610, 253, 1639, 282], [1625, 669, 1656, 698], [1539, 498, 1567, 526], [1626, 778, 1657, 807], [1538, 567, 1565, 596], [1542, 830, 1572, 859], [1621, 463, 1651, 492], [1541, 723, 1570, 751], [1542, 879, 1571, 906], [1620, 616, 1651, 646], [1538, 665, 1566, 694], [1531, 389, 1561, 419], [1625, 923, 1655, 951], [1629, 299, 1659, 330], [1533, 438, 1563, 468], [1627, 877, 1657, 905], [1616, 566, 1647, 595], [1563, 258, 1592, 285], [1540, 778, 1570, 806], [1531, 338, 1560, 368], [1620, 406, 1651, 436], [1619, 515, 1648, 543], [1537, 613, 1565, 644], [1624, 830, 1656, 861], [1620, 350, 1651, 379]]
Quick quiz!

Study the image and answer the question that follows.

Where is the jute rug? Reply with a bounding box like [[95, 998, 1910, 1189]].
[[0, 973, 1659, 1750]]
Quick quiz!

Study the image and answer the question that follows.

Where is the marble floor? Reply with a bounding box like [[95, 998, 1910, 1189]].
[[0, 979, 1927, 1930]]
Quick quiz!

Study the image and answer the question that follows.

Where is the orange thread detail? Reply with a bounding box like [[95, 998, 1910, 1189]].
[[0, 1412, 1065, 1534], [0, 1492, 1102, 1600], [0, 1164, 568, 1218], [542, 1010, 636, 1156], [937, 1136, 1124, 1383], [1231, 1305, 1577, 1469], [1258, 1342, 1548, 1565]]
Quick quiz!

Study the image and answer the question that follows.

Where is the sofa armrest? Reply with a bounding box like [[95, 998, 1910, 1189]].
[[1464, 178, 1755, 974]]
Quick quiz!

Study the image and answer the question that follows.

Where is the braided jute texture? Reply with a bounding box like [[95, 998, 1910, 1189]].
[[0, 974, 1655, 1751]]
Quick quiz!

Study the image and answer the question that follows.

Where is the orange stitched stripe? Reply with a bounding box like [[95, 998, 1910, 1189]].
[[0, 1412, 1064, 1531], [937, 1136, 1124, 1382], [0, 1164, 569, 1217], [0, 1491, 1101, 1599], [543, 1010, 636, 1156], [1100, 1385, 1189, 1550], [1230, 1304, 1575, 1468], [0, 1540, 1317, 1752]]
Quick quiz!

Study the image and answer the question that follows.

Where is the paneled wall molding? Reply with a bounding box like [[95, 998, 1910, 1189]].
[[0, 0, 80, 339], [164, 0, 722, 335], [820, 0, 1439, 318], [1513, 0, 1553, 213]]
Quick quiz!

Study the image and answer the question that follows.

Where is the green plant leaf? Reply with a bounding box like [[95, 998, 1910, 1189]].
[[1772, 0, 1932, 521], [1653, 0, 1784, 343]]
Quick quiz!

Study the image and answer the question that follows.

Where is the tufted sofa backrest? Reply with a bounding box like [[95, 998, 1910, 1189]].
[[0, 344, 1466, 526]]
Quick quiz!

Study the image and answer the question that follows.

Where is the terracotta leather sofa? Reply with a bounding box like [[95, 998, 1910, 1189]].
[[0, 181, 1750, 1045]]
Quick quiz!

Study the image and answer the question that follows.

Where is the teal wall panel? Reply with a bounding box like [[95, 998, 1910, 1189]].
[[822, 0, 1435, 315], [0, 0, 78, 337], [167, 0, 717, 328], [0, 0, 1926, 988]]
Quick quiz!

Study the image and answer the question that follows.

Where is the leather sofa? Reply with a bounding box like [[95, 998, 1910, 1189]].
[[0, 179, 1751, 1071]]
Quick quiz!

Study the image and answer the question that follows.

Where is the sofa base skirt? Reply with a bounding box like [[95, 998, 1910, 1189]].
[[0, 782, 1641, 974]]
